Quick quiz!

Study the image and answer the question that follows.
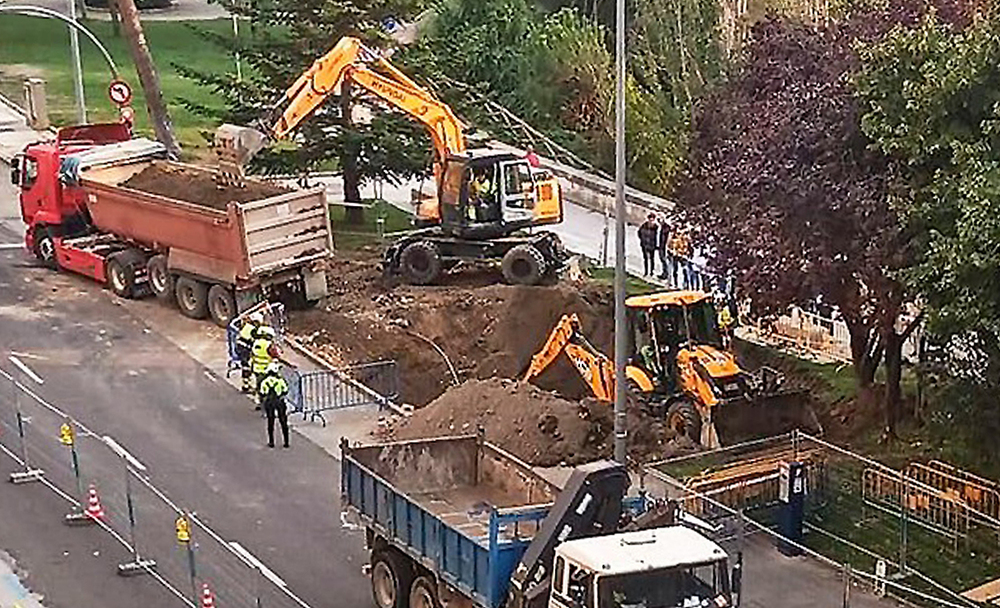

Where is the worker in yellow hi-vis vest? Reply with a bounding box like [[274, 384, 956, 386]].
[[250, 325, 280, 410]]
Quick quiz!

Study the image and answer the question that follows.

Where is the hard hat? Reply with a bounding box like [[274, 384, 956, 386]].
[[248, 312, 264, 325], [265, 361, 281, 375], [257, 325, 276, 338]]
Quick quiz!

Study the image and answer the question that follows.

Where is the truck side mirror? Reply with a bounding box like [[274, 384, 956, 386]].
[[9, 156, 21, 186]]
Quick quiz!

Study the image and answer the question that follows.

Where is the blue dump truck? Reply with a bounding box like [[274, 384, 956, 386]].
[[341, 435, 741, 608]]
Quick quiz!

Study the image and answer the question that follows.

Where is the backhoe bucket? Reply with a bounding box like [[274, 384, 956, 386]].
[[714, 369, 820, 444], [213, 123, 268, 187]]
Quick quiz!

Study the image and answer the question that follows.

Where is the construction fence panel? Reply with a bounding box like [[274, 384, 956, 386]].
[[0, 366, 314, 608], [297, 360, 399, 425]]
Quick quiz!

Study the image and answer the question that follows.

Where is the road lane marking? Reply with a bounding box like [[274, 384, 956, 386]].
[[7, 355, 44, 385], [0, 243, 22, 249]]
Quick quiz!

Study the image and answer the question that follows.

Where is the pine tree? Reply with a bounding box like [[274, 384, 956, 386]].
[[176, 0, 429, 220]]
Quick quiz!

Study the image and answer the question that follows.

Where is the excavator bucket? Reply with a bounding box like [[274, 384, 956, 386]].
[[213, 123, 268, 187]]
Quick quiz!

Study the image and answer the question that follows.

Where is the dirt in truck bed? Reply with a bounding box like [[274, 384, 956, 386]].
[[121, 162, 290, 209]]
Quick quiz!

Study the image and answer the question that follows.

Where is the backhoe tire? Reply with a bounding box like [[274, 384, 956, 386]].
[[665, 400, 702, 444], [207, 284, 237, 328], [400, 241, 442, 285], [501, 244, 546, 285], [147, 254, 175, 303], [371, 550, 413, 608], [409, 576, 441, 608], [175, 276, 209, 320]]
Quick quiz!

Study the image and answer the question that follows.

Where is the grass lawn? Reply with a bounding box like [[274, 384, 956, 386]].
[[330, 200, 415, 250], [0, 15, 237, 155]]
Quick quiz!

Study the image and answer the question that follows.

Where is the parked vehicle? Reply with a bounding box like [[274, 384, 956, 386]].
[[341, 435, 741, 608], [10, 122, 332, 327]]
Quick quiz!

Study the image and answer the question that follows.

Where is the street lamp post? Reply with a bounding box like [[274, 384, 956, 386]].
[[68, 0, 87, 123], [613, 0, 628, 464]]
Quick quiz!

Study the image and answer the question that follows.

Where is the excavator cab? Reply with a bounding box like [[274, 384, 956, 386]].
[[437, 150, 561, 239]]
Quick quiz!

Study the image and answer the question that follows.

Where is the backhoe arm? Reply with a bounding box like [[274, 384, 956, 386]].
[[523, 314, 617, 401]]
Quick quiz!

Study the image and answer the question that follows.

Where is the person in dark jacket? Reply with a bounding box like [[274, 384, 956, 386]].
[[656, 213, 675, 283], [638, 213, 659, 276], [258, 362, 290, 448]]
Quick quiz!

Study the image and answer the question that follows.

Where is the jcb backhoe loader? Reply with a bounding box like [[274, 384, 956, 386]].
[[215, 37, 567, 286], [523, 290, 788, 449]]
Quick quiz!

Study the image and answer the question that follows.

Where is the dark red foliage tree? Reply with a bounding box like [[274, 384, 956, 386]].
[[675, 15, 929, 434]]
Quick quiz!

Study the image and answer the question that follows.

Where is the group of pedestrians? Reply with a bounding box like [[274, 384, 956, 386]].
[[638, 213, 692, 286], [235, 312, 291, 449]]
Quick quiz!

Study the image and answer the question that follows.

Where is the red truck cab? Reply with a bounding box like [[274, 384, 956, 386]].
[[15, 122, 135, 266]]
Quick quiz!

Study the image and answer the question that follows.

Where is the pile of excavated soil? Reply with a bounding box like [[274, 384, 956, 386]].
[[289, 248, 613, 407], [121, 162, 290, 209], [391, 378, 673, 466]]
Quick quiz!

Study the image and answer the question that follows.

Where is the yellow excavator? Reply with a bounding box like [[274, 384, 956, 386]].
[[523, 291, 787, 449], [216, 37, 567, 286]]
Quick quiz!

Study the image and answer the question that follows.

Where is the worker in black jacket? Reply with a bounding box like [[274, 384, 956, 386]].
[[258, 362, 290, 448], [638, 213, 659, 276]]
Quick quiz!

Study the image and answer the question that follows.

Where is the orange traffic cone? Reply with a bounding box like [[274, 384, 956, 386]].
[[201, 583, 216, 608], [85, 483, 105, 520]]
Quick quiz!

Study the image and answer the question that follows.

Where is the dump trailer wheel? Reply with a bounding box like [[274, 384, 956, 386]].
[[207, 284, 237, 328], [147, 254, 175, 303], [371, 550, 413, 608], [409, 576, 441, 608], [665, 400, 702, 443], [175, 277, 209, 320], [501, 244, 546, 285], [399, 241, 442, 285], [33, 226, 56, 268]]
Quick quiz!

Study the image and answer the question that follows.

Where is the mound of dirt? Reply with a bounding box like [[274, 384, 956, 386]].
[[121, 162, 290, 209], [288, 249, 612, 407], [391, 378, 672, 466]]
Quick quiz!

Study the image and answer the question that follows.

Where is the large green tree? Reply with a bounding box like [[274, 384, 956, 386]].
[[177, 0, 428, 211], [857, 11, 1000, 343]]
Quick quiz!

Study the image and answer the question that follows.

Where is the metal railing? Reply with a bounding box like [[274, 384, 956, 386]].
[[0, 360, 312, 608]]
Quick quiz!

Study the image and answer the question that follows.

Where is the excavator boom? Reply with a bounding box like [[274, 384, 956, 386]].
[[217, 36, 466, 181]]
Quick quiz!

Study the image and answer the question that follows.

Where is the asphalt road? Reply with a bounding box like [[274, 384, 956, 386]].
[[0, 164, 372, 607]]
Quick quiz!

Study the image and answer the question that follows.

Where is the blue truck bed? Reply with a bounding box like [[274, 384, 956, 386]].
[[341, 436, 560, 608]]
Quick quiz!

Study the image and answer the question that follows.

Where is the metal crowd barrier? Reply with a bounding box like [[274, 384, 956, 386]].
[[295, 361, 399, 426]]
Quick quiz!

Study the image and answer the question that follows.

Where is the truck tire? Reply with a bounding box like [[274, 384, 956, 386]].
[[501, 244, 546, 285], [665, 400, 702, 443], [147, 255, 175, 303], [399, 241, 441, 285], [409, 576, 440, 608], [207, 284, 237, 328], [175, 277, 209, 320], [106, 253, 136, 298], [371, 550, 412, 608], [32, 226, 56, 268]]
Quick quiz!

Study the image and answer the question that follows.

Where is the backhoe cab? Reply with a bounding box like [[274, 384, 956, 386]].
[[524, 290, 786, 449]]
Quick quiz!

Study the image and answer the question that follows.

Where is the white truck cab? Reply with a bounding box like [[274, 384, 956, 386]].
[[549, 526, 738, 608]]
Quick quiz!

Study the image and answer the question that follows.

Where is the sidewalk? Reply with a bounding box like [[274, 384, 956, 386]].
[[0, 95, 53, 163], [0, 552, 46, 608], [10, 0, 229, 21]]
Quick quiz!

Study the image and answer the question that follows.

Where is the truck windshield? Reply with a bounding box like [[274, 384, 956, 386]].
[[597, 561, 729, 608]]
